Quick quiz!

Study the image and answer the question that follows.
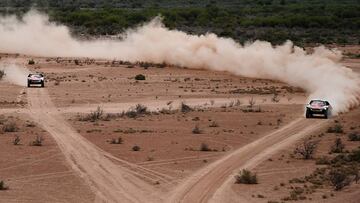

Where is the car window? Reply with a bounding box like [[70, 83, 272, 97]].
[[310, 101, 325, 106]]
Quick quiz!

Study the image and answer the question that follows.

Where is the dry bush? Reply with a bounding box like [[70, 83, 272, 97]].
[[135, 74, 146, 80], [348, 132, 360, 141], [54, 80, 60, 86], [110, 137, 123, 144], [28, 59, 35, 65], [123, 104, 149, 118], [132, 145, 141, 151], [181, 102, 192, 113], [209, 121, 219, 127], [0, 70, 5, 80], [200, 143, 211, 151], [235, 169, 258, 184], [0, 181, 8, 190], [248, 97, 256, 108], [13, 136, 20, 145], [2, 122, 18, 133], [192, 125, 202, 134], [31, 136, 44, 146], [330, 138, 345, 153], [328, 168, 352, 190], [80, 106, 104, 122], [271, 93, 280, 103], [327, 124, 344, 133], [294, 139, 319, 159]]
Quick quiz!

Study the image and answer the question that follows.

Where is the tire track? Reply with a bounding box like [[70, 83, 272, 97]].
[[170, 118, 329, 203], [26, 88, 163, 203]]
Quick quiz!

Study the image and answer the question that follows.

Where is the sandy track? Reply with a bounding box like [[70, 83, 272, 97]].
[[26, 88, 163, 203], [170, 117, 329, 203]]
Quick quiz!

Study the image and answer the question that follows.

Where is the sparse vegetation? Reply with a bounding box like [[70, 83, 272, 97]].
[[209, 121, 219, 128], [13, 136, 21, 145], [2, 122, 18, 133], [123, 104, 149, 118], [294, 138, 319, 160], [132, 145, 141, 151], [180, 102, 192, 113], [192, 125, 202, 134], [327, 124, 344, 133], [330, 138, 345, 153], [28, 59, 35, 65], [80, 106, 104, 122], [200, 143, 211, 151], [110, 137, 123, 144], [0, 181, 8, 190], [248, 97, 256, 108], [348, 132, 360, 141], [235, 169, 258, 184], [328, 168, 352, 191], [0, 69, 5, 80], [135, 74, 146, 81], [31, 136, 44, 146]]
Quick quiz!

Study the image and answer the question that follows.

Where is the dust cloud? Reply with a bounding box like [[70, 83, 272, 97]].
[[0, 62, 29, 86], [0, 10, 359, 113]]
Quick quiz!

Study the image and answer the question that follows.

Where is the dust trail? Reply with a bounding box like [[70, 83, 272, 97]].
[[0, 10, 359, 113], [0, 62, 29, 86]]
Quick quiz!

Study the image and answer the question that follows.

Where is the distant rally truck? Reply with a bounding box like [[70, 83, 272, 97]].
[[27, 73, 45, 88], [305, 99, 332, 119]]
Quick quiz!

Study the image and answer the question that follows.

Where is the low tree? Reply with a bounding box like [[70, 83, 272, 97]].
[[294, 139, 319, 159]]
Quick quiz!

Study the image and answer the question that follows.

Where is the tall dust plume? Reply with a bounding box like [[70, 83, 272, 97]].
[[0, 10, 359, 113]]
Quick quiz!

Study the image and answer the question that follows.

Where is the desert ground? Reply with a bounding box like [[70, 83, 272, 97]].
[[0, 45, 359, 202]]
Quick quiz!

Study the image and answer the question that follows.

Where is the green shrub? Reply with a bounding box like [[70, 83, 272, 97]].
[[235, 169, 258, 184]]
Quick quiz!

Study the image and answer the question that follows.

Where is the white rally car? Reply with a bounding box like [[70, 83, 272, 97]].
[[305, 99, 332, 119], [27, 73, 45, 88]]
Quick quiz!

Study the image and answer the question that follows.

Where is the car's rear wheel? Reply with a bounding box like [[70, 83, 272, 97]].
[[41, 81, 44, 88], [27, 82, 30, 87]]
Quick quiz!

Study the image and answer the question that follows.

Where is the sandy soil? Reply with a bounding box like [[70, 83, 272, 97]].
[[0, 113, 94, 203], [0, 48, 359, 202]]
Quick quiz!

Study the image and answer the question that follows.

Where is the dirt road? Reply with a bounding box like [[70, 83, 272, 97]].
[[26, 88, 164, 203], [24, 88, 329, 203], [170, 118, 328, 203]]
